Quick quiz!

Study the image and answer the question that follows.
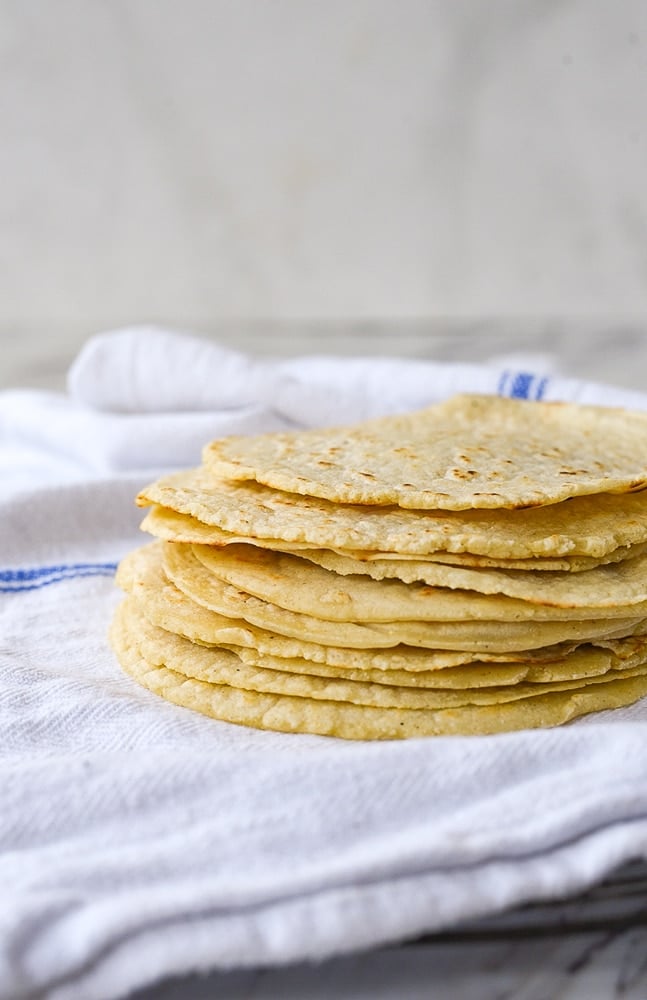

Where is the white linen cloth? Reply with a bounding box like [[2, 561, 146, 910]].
[[4, 326, 647, 493], [2, 327, 647, 1000]]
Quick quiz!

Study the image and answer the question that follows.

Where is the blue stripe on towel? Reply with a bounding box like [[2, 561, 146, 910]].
[[498, 371, 551, 401], [0, 562, 117, 593], [509, 372, 534, 399]]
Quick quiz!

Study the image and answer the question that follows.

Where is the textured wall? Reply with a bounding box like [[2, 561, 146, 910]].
[[1, 0, 646, 377]]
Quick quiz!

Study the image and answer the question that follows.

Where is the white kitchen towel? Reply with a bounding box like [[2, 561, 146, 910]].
[[2, 328, 647, 1000], [5, 325, 647, 496]]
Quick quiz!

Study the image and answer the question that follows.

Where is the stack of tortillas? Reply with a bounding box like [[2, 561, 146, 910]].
[[110, 394, 647, 739]]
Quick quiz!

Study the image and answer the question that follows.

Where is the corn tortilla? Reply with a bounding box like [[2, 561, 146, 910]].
[[190, 543, 647, 622], [297, 547, 647, 608], [117, 546, 647, 687], [161, 543, 647, 652], [137, 469, 647, 559], [112, 602, 647, 740], [141, 505, 647, 573], [120, 597, 647, 710], [203, 395, 647, 510]]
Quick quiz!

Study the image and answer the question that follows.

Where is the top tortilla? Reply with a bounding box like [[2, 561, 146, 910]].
[[203, 395, 647, 510]]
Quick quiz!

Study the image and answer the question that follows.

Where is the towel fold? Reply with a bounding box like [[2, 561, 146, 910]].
[[6, 326, 647, 497], [69, 326, 647, 425], [2, 328, 647, 1000]]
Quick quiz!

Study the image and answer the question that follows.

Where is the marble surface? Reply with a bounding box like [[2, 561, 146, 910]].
[[133, 935, 647, 1000], [1, 0, 647, 334]]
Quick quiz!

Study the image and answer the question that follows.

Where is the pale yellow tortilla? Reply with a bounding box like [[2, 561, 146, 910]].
[[119, 597, 647, 711], [161, 543, 647, 652], [190, 543, 647, 622], [116, 545, 647, 688], [296, 547, 647, 609], [111, 602, 647, 739], [202, 395, 647, 510], [137, 469, 647, 559], [232, 635, 647, 689], [115, 393, 647, 738], [141, 505, 646, 573]]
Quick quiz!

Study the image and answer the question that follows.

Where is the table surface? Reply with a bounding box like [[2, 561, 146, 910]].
[[7, 322, 647, 999]]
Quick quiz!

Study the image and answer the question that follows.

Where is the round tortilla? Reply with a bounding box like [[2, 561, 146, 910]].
[[137, 469, 647, 559], [119, 598, 647, 711], [111, 602, 647, 740], [202, 395, 647, 510], [296, 547, 647, 609], [115, 394, 647, 738], [161, 543, 647, 652], [141, 505, 647, 573], [116, 545, 647, 688], [189, 543, 647, 622]]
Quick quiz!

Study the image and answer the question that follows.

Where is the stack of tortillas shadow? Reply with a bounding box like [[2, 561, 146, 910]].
[[110, 395, 647, 739]]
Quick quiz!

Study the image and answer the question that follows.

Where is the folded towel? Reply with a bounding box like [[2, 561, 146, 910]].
[[3, 328, 647, 1000], [6, 326, 647, 498], [69, 326, 647, 425]]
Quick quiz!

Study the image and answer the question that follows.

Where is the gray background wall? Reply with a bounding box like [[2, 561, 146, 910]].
[[1, 0, 646, 385]]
